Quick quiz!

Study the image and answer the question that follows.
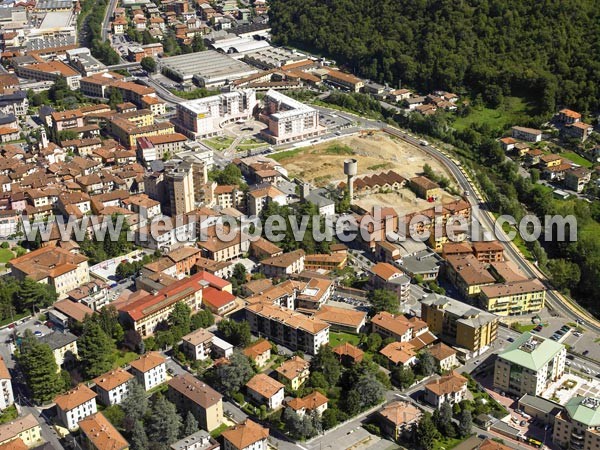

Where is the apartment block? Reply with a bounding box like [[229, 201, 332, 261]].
[[165, 159, 196, 216], [129, 352, 167, 391], [260, 249, 305, 278], [92, 368, 134, 406], [79, 412, 129, 450], [167, 374, 223, 432], [480, 279, 546, 316], [421, 293, 499, 357], [553, 397, 600, 450], [370, 262, 411, 302], [371, 311, 429, 342], [181, 328, 214, 361], [0, 414, 41, 448], [245, 374, 284, 410], [245, 303, 329, 355], [55, 384, 98, 430], [494, 332, 565, 397]]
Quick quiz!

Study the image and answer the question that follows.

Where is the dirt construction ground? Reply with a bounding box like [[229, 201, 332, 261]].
[[275, 132, 459, 214]]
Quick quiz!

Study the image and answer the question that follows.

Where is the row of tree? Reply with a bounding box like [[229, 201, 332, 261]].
[[0, 277, 56, 325]]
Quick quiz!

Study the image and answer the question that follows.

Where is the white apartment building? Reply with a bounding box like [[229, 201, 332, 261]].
[[129, 352, 167, 391], [176, 90, 257, 139], [260, 89, 322, 144], [55, 385, 98, 430], [182, 328, 214, 361], [92, 368, 134, 406], [494, 332, 566, 396], [245, 374, 285, 410], [0, 357, 14, 411]]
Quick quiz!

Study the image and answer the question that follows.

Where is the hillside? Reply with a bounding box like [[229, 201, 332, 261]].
[[269, 0, 600, 114]]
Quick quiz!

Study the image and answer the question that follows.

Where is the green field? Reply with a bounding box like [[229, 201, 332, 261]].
[[271, 147, 304, 161], [329, 331, 361, 347], [561, 151, 593, 168], [113, 350, 139, 368], [0, 249, 13, 264], [453, 96, 537, 131]]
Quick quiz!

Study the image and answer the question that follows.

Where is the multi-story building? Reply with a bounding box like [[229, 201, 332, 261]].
[[377, 401, 421, 442], [222, 420, 269, 450], [79, 412, 129, 450], [247, 184, 287, 217], [181, 328, 214, 361], [260, 249, 305, 278], [429, 343, 458, 372], [39, 331, 78, 368], [10, 247, 90, 299], [92, 368, 134, 406], [55, 384, 98, 430], [421, 293, 499, 358], [444, 253, 496, 297], [324, 69, 364, 92], [370, 262, 411, 302], [176, 90, 257, 139], [371, 312, 429, 342], [136, 133, 188, 164], [511, 126, 542, 142], [0, 91, 28, 117], [165, 159, 196, 216], [167, 374, 223, 432], [553, 397, 600, 450], [479, 279, 546, 316], [245, 374, 284, 410], [275, 356, 310, 391], [259, 90, 322, 144], [243, 340, 272, 369], [15, 60, 81, 90], [424, 372, 468, 409], [493, 332, 565, 397], [0, 414, 42, 448], [170, 430, 216, 450], [0, 357, 13, 411], [286, 391, 328, 417], [245, 303, 329, 355], [129, 352, 167, 391]]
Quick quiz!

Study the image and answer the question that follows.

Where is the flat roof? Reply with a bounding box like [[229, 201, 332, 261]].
[[161, 50, 258, 81], [39, 11, 73, 30]]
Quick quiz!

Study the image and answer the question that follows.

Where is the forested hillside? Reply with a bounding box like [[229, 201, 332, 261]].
[[269, 0, 600, 114]]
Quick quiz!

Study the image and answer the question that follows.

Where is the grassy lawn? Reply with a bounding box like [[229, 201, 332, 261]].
[[432, 436, 464, 450], [0, 249, 13, 264], [453, 96, 537, 131], [271, 147, 305, 162], [113, 350, 139, 368], [329, 331, 361, 347], [512, 323, 536, 333], [560, 151, 592, 168], [0, 311, 29, 328], [0, 405, 17, 424], [210, 423, 229, 439], [203, 136, 235, 151]]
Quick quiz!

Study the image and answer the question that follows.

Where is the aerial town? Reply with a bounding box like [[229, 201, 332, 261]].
[[0, 1, 598, 450]]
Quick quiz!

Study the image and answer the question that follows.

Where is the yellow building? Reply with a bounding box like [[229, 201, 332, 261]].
[[304, 253, 347, 272], [275, 356, 310, 390], [0, 414, 42, 448], [480, 279, 546, 316], [421, 293, 498, 356]]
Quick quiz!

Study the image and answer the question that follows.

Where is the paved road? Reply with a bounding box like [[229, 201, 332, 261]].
[[101, 0, 119, 41]]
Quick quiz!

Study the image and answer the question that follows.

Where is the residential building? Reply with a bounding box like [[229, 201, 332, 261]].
[[564, 122, 593, 141], [182, 328, 215, 361], [211, 336, 234, 359], [15, 60, 81, 90], [0, 358, 13, 411], [379, 342, 417, 367], [39, 331, 78, 368], [175, 90, 257, 139], [260, 250, 305, 278], [55, 384, 98, 430], [245, 374, 284, 410], [303, 253, 347, 272], [553, 396, 600, 450], [371, 312, 429, 342], [295, 278, 334, 311], [247, 184, 287, 217], [79, 412, 129, 450], [286, 391, 328, 417], [565, 167, 592, 193], [202, 287, 237, 315], [10, 246, 90, 298], [333, 342, 364, 365], [493, 332, 566, 397], [424, 372, 468, 408], [130, 352, 167, 391], [558, 109, 581, 124], [167, 374, 223, 432], [429, 343, 458, 372], [243, 340, 271, 369], [0, 414, 41, 448], [137, 133, 188, 163], [259, 90, 322, 144], [221, 420, 268, 450], [275, 356, 310, 390], [245, 303, 330, 355], [165, 159, 196, 216], [170, 430, 217, 450], [313, 305, 367, 334], [471, 241, 504, 263], [421, 293, 499, 357], [480, 279, 546, 316], [511, 126, 542, 142], [377, 401, 421, 442], [370, 262, 411, 301], [444, 254, 495, 297], [92, 368, 134, 406]]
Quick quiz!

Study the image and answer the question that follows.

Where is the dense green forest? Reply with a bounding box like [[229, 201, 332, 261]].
[[269, 0, 600, 113]]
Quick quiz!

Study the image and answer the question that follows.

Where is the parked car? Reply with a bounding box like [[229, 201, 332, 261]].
[[583, 350, 590, 355], [34, 331, 43, 337], [507, 337, 514, 342]]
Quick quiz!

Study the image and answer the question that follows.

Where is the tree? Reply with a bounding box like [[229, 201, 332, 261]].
[[213, 350, 254, 394], [416, 351, 435, 376], [190, 309, 214, 330], [16, 277, 56, 312], [435, 402, 456, 437], [458, 409, 473, 437], [182, 411, 199, 437], [353, 374, 385, 410], [547, 258, 581, 293], [130, 420, 149, 450], [365, 333, 382, 352], [209, 163, 244, 186], [108, 88, 123, 109], [191, 34, 205, 52], [141, 56, 157, 73], [416, 413, 440, 450], [217, 319, 251, 347], [121, 379, 149, 427], [168, 302, 192, 342], [116, 261, 135, 279], [93, 305, 124, 343], [341, 390, 361, 416], [310, 345, 342, 386], [17, 329, 63, 404], [369, 289, 399, 314], [147, 395, 182, 446], [283, 407, 316, 440], [321, 408, 338, 429], [391, 366, 415, 389], [78, 320, 116, 378]]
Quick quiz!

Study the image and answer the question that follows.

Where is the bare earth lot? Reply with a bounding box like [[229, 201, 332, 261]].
[[276, 132, 458, 214]]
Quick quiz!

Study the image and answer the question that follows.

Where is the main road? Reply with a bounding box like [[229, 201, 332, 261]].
[[101, 0, 119, 41]]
